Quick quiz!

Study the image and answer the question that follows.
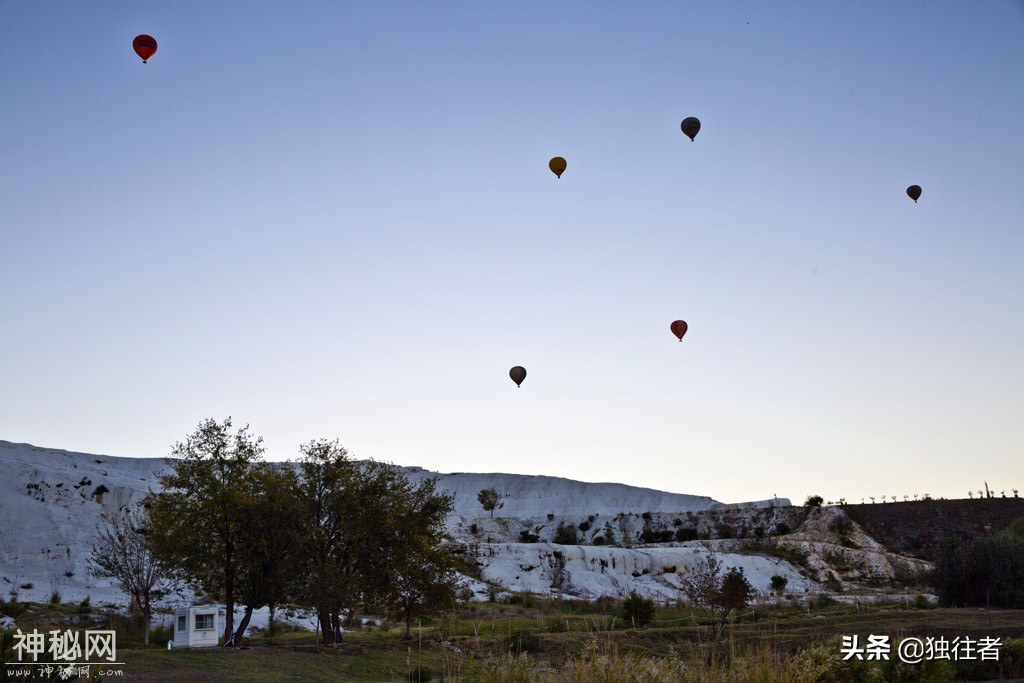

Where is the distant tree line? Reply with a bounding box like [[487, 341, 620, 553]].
[[91, 418, 459, 646], [931, 518, 1024, 609]]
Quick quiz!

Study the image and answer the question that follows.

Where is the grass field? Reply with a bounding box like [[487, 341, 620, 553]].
[[9, 599, 1014, 682]]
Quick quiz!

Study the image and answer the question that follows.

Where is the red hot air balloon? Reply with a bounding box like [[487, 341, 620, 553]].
[[133, 35, 158, 63], [670, 320, 688, 342], [509, 366, 527, 387], [906, 185, 922, 203]]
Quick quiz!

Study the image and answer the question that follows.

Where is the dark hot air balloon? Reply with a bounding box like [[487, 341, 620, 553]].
[[906, 185, 922, 203], [133, 35, 158, 63], [509, 366, 527, 387], [680, 117, 701, 141], [549, 157, 567, 179], [670, 320, 688, 342]]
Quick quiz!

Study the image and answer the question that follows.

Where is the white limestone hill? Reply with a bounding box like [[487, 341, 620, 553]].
[[1, 439, 931, 637]]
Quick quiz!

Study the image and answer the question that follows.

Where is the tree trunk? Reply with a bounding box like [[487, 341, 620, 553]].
[[318, 610, 334, 644], [142, 595, 151, 646], [222, 546, 235, 645], [233, 605, 254, 644], [404, 605, 413, 639], [268, 604, 276, 639], [331, 612, 342, 644]]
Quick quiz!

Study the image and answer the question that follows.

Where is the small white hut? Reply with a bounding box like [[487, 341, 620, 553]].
[[170, 604, 223, 648]]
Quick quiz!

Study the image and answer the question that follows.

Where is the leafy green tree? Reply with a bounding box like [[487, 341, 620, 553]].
[[146, 417, 265, 645], [718, 567, 753, 612], [291, 439, 361, 645], [804, 495, 823, 508], [233, 465, 304, 641], [373, 477, 457, 637], [477, 487, 503, 517], [88, 506, 168, 645]]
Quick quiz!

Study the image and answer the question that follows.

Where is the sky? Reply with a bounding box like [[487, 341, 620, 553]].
[[1, 1, 1022, 504]]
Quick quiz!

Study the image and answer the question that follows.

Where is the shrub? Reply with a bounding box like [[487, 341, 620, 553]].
[[770, 575, 788, 593], [774, 522, 791, 535], [658, 530, 675, 543], [553, 522, 578, 545], [804, 495, 823, 507], [469, 523, 478, 535], [519, 530, 540, 543], [93, 484, 110, 498], [641, 512, 652, 521], [49, 590, 61, 604], [19, 583, 33, 590], [675, 527, 699, 542], [592, 536, 606, 545], [578, 520, 591, 532], [620, 591, 655, 627], [546, 513, 554, 521]]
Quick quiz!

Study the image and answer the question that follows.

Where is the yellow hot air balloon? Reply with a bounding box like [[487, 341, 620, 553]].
[[549, 156, 567, 179]]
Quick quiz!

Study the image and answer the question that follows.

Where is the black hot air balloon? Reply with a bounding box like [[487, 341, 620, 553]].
[[509, 366, 527, 387], [906, 185, 922, 203], [549, 157, 567, 179], [670, 320, 688, 342], [680, 117, 701, 141]]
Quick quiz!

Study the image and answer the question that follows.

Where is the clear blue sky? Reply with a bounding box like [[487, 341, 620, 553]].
[[2, 1, 1022, 503]]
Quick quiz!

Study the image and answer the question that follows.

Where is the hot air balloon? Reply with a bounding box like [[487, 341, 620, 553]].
[[133, 35, 158, 63], [680, 117, 701, 141], [670, 320, 688, 342], [509, 366, 527, 387], [906, 185, 922, 203], [549, 157, 567, 179]]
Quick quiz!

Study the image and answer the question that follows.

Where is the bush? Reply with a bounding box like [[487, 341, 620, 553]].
[[592, 536, 606, 545], [546, 513, 555, 521], [469, 523, 478, 535], [675, 527, 699, 542], [804, 495, 823, 507], [620, 591, 655, 628], [578, 520, 591, 532], [770, 575, 788, 593], [774, 522, 791, 535], [519, 530, 540, 543], [553, 522, 578, 545]]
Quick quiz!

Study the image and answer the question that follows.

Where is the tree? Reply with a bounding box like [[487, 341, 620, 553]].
[[718, 567, 753, 612], [291, 439, 362, 645], [477, 487, 503, 518], [678, 554, 752, 639], [146, 417, 265, 645], [233, 465, 303, 641], [89, 506, 167, 645], [373, 477, 458, 638], [804, 495, 823, 508], [770, 575, 788, 594]]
